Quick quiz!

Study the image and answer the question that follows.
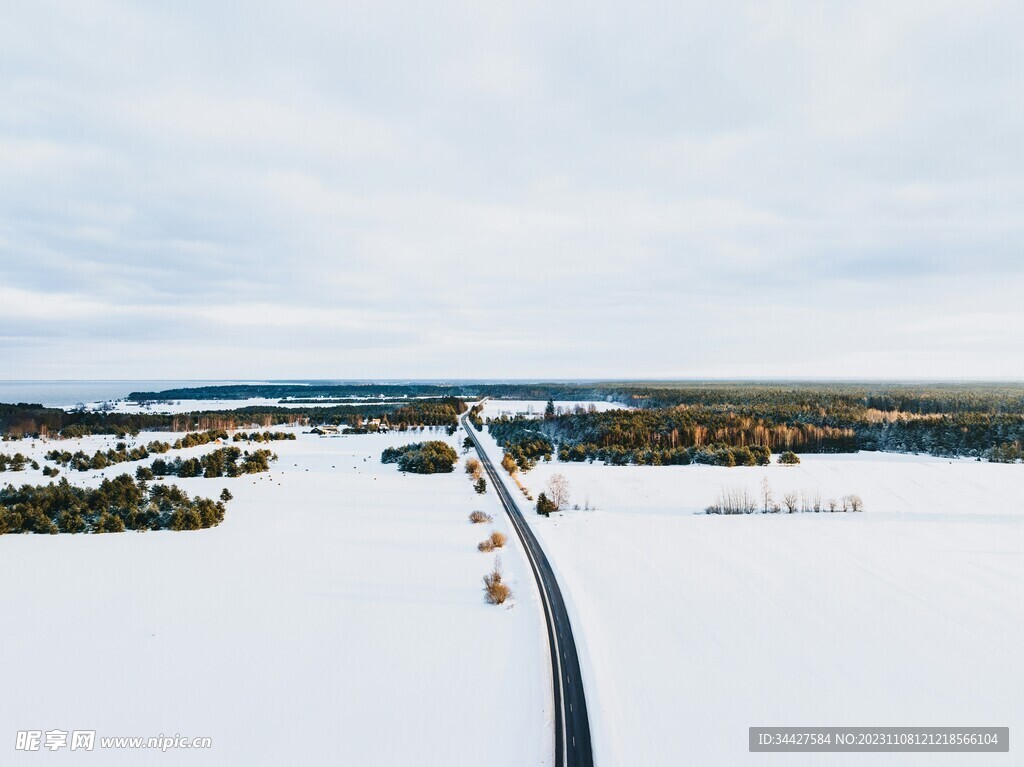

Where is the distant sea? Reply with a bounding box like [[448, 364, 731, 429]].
[[0, 381, 268, 409]]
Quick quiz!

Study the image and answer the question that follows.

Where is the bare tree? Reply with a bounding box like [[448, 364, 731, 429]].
[[706, 486, 758, 515], [547, 474, 570, 510], [847, 495, 863, 512], [827, 498, 838, 512], [783, 492, 799, 513], [760, 477, 773, 514]]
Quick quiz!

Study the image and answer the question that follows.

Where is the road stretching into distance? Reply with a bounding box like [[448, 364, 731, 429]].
[[462, 414, 594, 767]]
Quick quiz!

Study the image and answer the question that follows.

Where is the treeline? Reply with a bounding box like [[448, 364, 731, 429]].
[[129, 383, 481, 401], [381, 441, 458, 474], [503, 436, 554, 471], [990, 441, 1023, 463], [488, 400, 1024, 461], [42, 430, 285, 474], [862, 416, 1024, 458], [141, 448, 276, 479], [467, 403, 484, 430], [46, 439, 173, 472], [12, 380, 1024, 459], [488, 410, 857, 465], [232, 431, 296, 443], [557, 442, 773, 466], [0, 475, 226, 534], [43, 429, 232, 473], [127, 381, 1024, 416], [0, 453, 37, 472], [387, 398, 467, 427], [173, 429, 229, 449], [0, 403, 170, 439], [0, 399, 467, 439]]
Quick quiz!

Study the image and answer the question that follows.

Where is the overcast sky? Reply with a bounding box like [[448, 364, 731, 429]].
[[1, 1, 1022, 380]]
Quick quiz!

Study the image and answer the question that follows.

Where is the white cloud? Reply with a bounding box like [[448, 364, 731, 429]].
[[0, 0, 1022, 379]]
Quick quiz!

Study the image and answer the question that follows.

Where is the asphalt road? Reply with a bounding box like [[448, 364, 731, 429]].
[[462, 415, 594, 767]]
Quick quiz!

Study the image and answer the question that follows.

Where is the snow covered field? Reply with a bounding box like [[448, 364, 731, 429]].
[[5, 408, 1022, 766], [473, 421, 1024, 766], [1, 427, 548, 765]]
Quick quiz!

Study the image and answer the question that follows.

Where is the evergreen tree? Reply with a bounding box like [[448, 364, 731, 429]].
[[536, 492, 557, 516]]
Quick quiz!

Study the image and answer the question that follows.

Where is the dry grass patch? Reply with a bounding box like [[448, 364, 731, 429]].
[[477, 530, 507, 552], [483, 558, 512, 605], [468, 510, 492, 524]]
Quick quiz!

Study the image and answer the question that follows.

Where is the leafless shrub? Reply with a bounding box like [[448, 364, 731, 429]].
[[465, 458, 482, 480], [478, 539, 495, 552], [827, 498, 838, 512], [783, 492, 799, 513], [705, 486, 758, 515], [813, 491, 822, 513], [469, 510, 492, 524], [483, 558, 511, 604], [489, 531, 507, 548], [847, 494, 864, 512], [840, 496, 849, 513]]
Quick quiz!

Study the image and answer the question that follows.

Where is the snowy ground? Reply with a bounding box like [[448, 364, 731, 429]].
[[1, 427, 548, 765], [5, 409, 1022, 766], [473, 419, 1024, 766]]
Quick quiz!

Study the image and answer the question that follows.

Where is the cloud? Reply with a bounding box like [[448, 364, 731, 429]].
[[0, 0, 1022, 379]]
